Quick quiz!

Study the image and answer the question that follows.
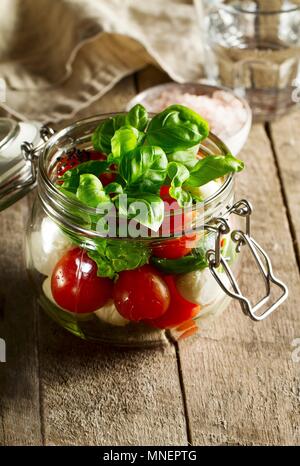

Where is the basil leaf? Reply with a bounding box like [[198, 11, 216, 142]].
[[126, 104, 148, 131], [151, 234, 214, 274], [151, 254, 207, 274], [186, 154, 244, 187], [104, 182, 124, 195], [87, 239, 150, 279], [92, 115, 126, 154], [118, 193, 164, 231], [111, 125, 144, 159], [167, 162, 192, 207], [60, 160, 109, 193], [146, 104, 209, 152], [167, 145, 200, 169], [119, 145, 168, 193], [76, 174, 110, 208], [113, 114, 126, 130], [92, 119, 114, 154]]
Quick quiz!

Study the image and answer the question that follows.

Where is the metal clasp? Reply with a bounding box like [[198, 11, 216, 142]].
[[21, 125, 55, 188], [205, 199, 288, 321], [0, 125, 55, 199]]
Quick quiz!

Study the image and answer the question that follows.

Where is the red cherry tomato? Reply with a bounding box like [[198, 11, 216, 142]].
[[151, 233, 199, 259], [159, 185, 174, 204], [99, 163, 117, 187], [88, 151, 117, 187], [51, 248, 113, 313], [89, 150, 107, 161], [159, 185, 195, 236], [56, 149, 107, 177], [56, 152, 83, 177], [148, 275, 200, 329], [113, 265, 170, 321]]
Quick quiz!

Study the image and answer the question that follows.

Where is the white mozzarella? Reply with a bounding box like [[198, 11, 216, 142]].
[[176, 268, 231, 319], [185, 180, 221, 202], [198, 180, 221, 199], [30, 217, 73, 276], [94, 299, 129, 327]]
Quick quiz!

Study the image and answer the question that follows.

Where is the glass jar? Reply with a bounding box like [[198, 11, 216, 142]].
[[17, 114, 286, 347]]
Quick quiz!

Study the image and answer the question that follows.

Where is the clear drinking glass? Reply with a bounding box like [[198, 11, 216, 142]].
[[199, 0, 300, 121]]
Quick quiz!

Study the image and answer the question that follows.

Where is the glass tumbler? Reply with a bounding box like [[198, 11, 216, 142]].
[[198, 0, 300, 121]]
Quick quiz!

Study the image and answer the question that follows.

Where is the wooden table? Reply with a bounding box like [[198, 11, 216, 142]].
[[0, 66, 299, 446]]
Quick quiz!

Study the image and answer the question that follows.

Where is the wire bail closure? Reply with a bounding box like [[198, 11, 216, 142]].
[[205, 199, 288, 321], [0, 125, 55, 199]]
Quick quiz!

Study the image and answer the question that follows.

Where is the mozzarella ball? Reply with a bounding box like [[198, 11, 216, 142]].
[[30, 217, 73, 276], [94, 299, 129, 327], [176, 268, 231, 319]]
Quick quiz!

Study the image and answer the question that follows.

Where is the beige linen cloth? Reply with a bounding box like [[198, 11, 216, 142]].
[[0, 0, 204, 123]]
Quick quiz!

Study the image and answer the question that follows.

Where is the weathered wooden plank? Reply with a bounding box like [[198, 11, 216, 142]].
[[40, 323, 186, 445], [136, 65, 300, 444], [178, 124, 300, 445], [38, 76, 187, 445], [0, 196, 42, 445], [269, 111, 300, 266]]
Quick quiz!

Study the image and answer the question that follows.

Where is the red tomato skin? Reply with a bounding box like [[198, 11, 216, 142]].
[[159, 185, 174, 204], [51, 248, 113, 313], [99, 168, 117, 187], [87, 152, 117, 187], [89, 150, 107, 161], [151, 233, 199, 259], [148, 275, 200, 329], [159, 185, 195, 236], [56, 150, 107, 177], [113, 265, 170, 321]]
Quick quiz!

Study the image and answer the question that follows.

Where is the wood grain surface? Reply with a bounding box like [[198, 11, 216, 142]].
[[0, 66, 299, 446], [178, 123, 300, 445], [270, 111, 300, 266], [0, 197, 42, 445]]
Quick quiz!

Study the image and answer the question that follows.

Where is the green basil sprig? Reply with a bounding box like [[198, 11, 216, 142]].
[[118, 192, 164, 232], [58, 104, 245, 234], [146, 104, 209, 152], [76, 174, 110, 208], [151, 254, 207, 274], [167, 162, 192, 207], [151, 234, 215, 274], [88, 239, 151, 279], [167, 145, 200, 169], [126, 104, 149, 131], [119, 145, 168, 194], [92, 115, 126, 154], [186, 154, 244, 187], [92, 104, 148, 154], [59, 160, 109, 193], [111, 125, 144, 159]]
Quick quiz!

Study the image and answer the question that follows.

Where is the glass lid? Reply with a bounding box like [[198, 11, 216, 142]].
[[0, 118, 18, 149], [0, 118, 43, 211]]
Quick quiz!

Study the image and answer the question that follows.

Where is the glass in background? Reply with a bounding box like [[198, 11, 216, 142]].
[[196, 0, 300, 121]]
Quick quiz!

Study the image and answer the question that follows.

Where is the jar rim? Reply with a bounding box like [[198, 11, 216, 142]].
[[217, 1, 300, 15], [38, 113, 235, 240], [0, 118, 19, 151]]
